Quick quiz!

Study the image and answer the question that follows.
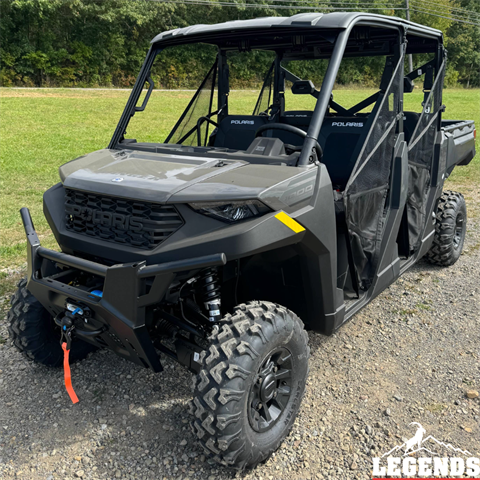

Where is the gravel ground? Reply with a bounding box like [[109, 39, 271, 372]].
[[0, 195, 479, 480]]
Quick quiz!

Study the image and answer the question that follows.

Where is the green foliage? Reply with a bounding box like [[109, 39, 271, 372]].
[[410, 0, 455, 33], [0, 0, 183, 87], [0, 0, 478, 87], [446, 0, 480, 88]]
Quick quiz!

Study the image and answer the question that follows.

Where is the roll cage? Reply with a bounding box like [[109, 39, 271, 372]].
[[109, 13, 444, 169], [108, 13, 446, 293]]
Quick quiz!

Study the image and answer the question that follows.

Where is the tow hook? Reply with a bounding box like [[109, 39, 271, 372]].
[[58, 310, 80, 404], [59, 311, 76, 350], [59, 302, 87, 347], [55, 304, 104, 339]]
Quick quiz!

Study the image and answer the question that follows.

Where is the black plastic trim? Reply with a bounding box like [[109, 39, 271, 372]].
[[20, 207, 226, 372]]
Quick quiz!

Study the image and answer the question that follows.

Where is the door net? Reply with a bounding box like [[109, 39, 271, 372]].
[[406, 59, 446, 251], [343, 50, 404, 289]]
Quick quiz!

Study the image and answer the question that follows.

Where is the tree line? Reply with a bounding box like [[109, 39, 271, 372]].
[[0, 0, 479, 88]]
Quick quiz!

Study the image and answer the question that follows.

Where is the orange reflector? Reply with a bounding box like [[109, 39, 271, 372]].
[[62, 342, 79, 404]]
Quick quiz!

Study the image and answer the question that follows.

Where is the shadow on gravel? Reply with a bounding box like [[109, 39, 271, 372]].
[[0, 341, 240, 479]]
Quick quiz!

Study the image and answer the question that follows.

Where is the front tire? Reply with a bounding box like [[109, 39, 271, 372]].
[[426, 191, 467, 266], [7, 278, 97, 367], [190, 301, 310, 469]]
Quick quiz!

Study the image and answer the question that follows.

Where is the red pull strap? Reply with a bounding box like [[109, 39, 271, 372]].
[[62, 342, 79, 404]]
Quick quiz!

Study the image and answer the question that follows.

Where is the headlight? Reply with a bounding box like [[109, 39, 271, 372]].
[[189, 200, 270, 223]]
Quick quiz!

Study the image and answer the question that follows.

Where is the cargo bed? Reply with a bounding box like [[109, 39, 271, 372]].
[[442, 119, 476, 172]]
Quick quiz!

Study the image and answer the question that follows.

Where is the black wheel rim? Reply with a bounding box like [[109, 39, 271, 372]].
[[453, 212, 464, 250], [248, 347, 293, 433]]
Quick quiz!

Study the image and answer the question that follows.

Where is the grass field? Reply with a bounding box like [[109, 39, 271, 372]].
[[1, 87, 479, 273]]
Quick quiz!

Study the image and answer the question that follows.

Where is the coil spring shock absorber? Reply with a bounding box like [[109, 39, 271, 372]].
[[200, 267, 221, 322]]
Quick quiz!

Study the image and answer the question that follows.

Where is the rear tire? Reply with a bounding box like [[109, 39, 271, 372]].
[[426, 191, 467, 266], [190, 301, 309, 469], [7, 278, 97, 367]]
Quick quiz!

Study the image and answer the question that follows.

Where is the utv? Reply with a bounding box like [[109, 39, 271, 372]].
[[9, 12, 476, 470]]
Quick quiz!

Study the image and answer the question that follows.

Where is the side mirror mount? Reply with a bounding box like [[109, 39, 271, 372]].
[[292, 80, 316, 96], [404, 77, 415, 93]]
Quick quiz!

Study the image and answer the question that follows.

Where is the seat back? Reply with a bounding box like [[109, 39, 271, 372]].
[[318, 117, 368, 188], [403, 111, 420, 143], [280, 112, 368, 189], [213, 115, 268, 151]]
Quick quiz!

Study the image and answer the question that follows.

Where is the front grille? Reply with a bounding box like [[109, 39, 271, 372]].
[[65, 189, 184, 250]]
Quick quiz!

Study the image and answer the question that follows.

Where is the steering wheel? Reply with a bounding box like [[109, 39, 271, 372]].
[[255, 123, 323, 161]]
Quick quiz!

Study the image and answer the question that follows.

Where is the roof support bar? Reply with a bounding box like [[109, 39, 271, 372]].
[[298, 29, 349, 166]]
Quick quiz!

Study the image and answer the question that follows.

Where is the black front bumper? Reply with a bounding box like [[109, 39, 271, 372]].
[[20, 208, 226, 372]]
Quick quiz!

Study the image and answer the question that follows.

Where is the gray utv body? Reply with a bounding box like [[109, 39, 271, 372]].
[[21, 12, 475, 374]]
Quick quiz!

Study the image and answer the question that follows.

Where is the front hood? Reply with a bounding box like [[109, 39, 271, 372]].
[[59, 149, 308, 205], [60, 149, 245, 203]]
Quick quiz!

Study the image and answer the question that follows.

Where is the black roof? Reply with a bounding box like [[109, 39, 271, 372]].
[[151, 12, 443, 45]]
